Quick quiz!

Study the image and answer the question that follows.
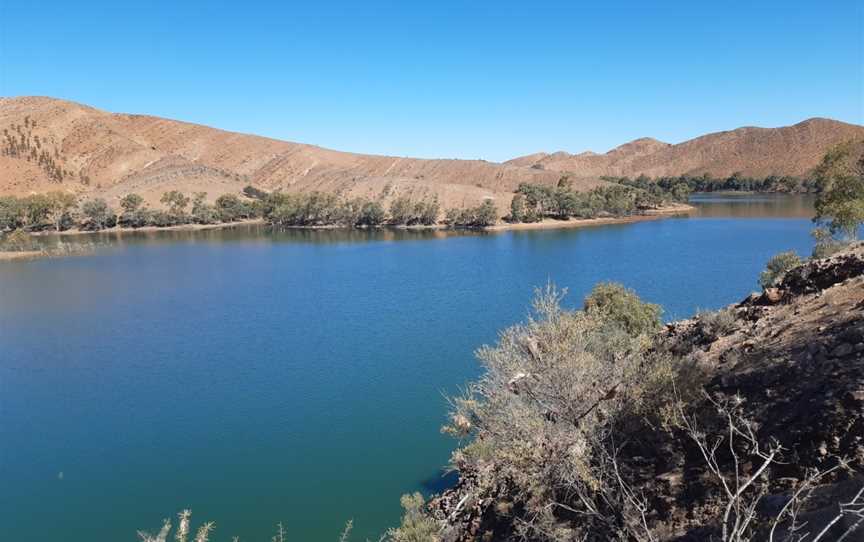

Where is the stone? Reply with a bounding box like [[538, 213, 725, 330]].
[[764, 288, 783, 303], [831, 343, 854, 357]]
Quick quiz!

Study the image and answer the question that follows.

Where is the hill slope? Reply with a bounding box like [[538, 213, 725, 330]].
[[2, 97, 862, 210], [507, 118, 864, 179], [0, 96, 576, 209]]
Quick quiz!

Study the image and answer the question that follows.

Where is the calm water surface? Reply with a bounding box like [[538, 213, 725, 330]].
[[0, 195, 817, 541]]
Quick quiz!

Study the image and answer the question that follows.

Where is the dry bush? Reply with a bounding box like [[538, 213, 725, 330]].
[[443, 283, 682, 539], [696, 307, 738, 341]]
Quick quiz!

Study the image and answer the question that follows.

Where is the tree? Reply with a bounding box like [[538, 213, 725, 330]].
[[120, 194, 144, 214], [45, 192, 77, 231], [813, 140, 864, 239], [509, 193, 526, 223], [160, 191, 190, 216], [389, 196, 415, 225], [0, 196, 24, 231], [80, 199, 117, 230], [357, 200, 386, 226], [758, 251, 803, 289], [214, 194, 248, 222]]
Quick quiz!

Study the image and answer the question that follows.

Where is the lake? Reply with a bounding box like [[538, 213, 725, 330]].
[[0, 194, 818, 541]]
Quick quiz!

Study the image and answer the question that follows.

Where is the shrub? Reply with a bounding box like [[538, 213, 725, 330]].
[[758, 250, 803, 289], [242, 185, 269, 200], [444, 284, 678, 539], [386, 493, 440, 542], [696, 307, 738, 340], [583, 282, 662, 337]]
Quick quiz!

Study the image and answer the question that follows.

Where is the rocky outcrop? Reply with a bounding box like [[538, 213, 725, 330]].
[[433, 243, 864, 540]]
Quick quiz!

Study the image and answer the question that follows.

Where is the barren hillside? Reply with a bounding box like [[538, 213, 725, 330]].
[[508, 118, 864, 179], [3, 97, 862, 212], [0, 96, 579, 210]]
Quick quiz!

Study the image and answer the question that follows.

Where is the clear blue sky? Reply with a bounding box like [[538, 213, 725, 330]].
[[1, 1, 861, 161]]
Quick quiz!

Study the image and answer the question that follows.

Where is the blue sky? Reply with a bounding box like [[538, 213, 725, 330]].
[[1, 1, 861, 161]]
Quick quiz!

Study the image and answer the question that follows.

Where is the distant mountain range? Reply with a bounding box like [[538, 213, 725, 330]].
[[1, 96, 862, 208]]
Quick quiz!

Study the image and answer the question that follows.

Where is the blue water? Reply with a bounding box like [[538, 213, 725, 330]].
[[0, 196, 817, 541]]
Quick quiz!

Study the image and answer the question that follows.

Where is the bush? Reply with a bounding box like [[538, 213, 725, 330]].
[[583, 282, 662, 337], [759, 251, 803, 289], [445, 199, 498, 228], [696, 307, 738, 340], [444, 284, 678, 540], [386, 493, 440, 542]]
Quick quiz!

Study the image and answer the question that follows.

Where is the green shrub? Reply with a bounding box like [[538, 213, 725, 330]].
[[385, 493, 440, 542], [758, 251, 803, 289], [583, 282, 662, 337]]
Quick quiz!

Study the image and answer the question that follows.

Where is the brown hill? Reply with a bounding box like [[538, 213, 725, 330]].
[[507, 118, 864, 179], [0, 96, 584, 211]]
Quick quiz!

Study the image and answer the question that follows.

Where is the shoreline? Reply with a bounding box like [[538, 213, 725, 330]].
[[14, 203, 695, 242], [488, 203, 694, 232]]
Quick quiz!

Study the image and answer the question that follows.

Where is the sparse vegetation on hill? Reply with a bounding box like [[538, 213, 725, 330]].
[[602, 172, 821, 194]]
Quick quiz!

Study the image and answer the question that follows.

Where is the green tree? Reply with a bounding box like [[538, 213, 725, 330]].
[[80, 199, 117, 230], [389, 196, 415, 225], [160, 191, 190, 216], [357, 200, 386, 226], [813, 140, 864, 239], [0, 196, 24, 231], [509, 193, 526, 222], [758, 251, 803, 289], [120, 193, 144, 214]]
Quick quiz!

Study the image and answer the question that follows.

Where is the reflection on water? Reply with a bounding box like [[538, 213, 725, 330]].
[[689, 193, 817, 218]]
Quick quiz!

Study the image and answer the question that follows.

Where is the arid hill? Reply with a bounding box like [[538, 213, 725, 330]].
[[2, 97, 862, 211], [507, 118, 864, 179], [0, 96, 577, 211]]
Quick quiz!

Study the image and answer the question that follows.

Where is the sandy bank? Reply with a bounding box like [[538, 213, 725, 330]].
[[487, 203, 694, 232]]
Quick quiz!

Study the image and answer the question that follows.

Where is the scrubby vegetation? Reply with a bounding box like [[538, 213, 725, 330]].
[[602, 172, 822, 194], [505, 177, 689, 223], [813, 139, 864, 240], [759, 251, 804, 289], [1, 117, 80, 183]]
